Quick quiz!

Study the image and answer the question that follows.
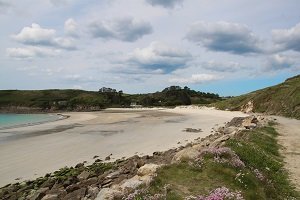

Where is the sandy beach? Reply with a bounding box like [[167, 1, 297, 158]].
[[0, 107, 247, 187]]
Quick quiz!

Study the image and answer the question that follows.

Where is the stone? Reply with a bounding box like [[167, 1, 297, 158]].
[[75, 163, 84, 168], [77, 171, 90, 181], [40, 179, 55, 189], [209, 135, 231, 148], [137, 164, 159, 176], [106, 171, 120, 179], [86, 186, 99, 199], [82, 177, 98, 186], [95, 188, 123, 200], [136, 160, 145, 168], [172, 147, 200, 163], [65, 184, 80, 193], [29, 188, 48, 200], [62, 188, 86, 200], [41, 194, 58, 200], [101, 179, 112, 188], [95, 159, 102, 163], [105, 156, 111, 161], [241, 100, 254, 113]]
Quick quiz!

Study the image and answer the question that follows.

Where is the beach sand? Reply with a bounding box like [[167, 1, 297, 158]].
[[0, 107, 247, 187]]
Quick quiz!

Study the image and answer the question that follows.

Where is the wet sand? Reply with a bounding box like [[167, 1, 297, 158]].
[[0, 107, 247, 187]]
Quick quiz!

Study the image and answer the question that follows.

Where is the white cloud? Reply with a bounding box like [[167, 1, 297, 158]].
[[12, 23, 76, 50], [126, 41, 192, 73], [169, 73, 220, 84], [49, 0, 71, 6], [272, 23, 300, 52], [146, 0, 184, 8], [89, 17, 153, 42], [64, 18, 79, 37], [264, 54, 295, 71], [12, 23, 56, 45], [186, 21, 261, 55], [202, 61, 243, 72], [6, 47, 61, 59]]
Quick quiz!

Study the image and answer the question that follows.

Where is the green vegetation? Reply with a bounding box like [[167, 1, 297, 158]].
[[214, 74, 300, 119], [136, 125, 299, 199], [0, 86, 220, 111]]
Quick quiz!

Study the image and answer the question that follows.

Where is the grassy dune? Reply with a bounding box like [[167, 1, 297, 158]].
[[214, 75, 300, 119]]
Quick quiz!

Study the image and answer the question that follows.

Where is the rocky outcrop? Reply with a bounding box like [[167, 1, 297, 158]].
[[241, 100, 254, 113]]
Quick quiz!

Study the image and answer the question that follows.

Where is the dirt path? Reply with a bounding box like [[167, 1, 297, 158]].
[[275, 116, 300, 191]]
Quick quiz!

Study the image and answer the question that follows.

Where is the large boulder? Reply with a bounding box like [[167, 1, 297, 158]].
[[172, 147, 200, 163], [95, 188, 123, 200], [137, 164, 159, 176]]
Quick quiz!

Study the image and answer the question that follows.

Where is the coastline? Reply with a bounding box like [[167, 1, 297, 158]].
[[0, 107, 248, 187], [0, 113, 69, 131]]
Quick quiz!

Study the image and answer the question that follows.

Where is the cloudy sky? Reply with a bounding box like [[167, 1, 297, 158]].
[[0, 0, 299, 96]]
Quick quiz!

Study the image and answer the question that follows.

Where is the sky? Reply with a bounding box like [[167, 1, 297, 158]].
[[0, 0, 299, 96]]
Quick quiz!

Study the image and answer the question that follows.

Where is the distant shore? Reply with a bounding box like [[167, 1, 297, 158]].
[[0, 107, 247, 187]]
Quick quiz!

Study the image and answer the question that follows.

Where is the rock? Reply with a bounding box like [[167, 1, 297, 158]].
[[105, 156, 111, 161], [101, 179, 112, 188], [95, 188, 123, 200], [136, 160, 145, 168], [106, 171, 120, 179], [242, 116, 257, 129], [226, 117, 245, 127], [209, 135, 231, 148], [65, 184, 80, 193], [137, 164, 159, 176], [63, 188, 86, 200], [77, 171, 90, 181], [75, 163, 84, 168], [120, 175, 143, 189], [222, 126, 237, 135], [86, 186, 99, 199], [40, 179, 55, 189], [172, 147, 200, 163], [93, 155, 99, 159], [29, 188, 48, 200], [95, 159, 102, 163], [241, 100, 254, 113], [82, 177, 98, 186], [41, 194, 58, 200], [183, 128, 202, 133]]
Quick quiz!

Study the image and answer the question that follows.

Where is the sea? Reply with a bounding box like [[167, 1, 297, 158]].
[[0, 114, 61, 129]]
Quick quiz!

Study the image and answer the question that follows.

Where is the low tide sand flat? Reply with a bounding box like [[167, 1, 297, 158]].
[[0, 107, 247, 187]]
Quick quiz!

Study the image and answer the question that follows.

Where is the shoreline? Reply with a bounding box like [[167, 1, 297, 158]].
[[0, 113, 69, 131], [0, 107, 248, 187]]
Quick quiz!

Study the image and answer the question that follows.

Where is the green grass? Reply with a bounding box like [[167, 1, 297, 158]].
[[136, 125, 299, 200], [226, 126, 298, 199], [213, 74, 300, 119]]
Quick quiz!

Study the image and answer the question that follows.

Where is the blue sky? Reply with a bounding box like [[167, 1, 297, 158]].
[[0, 0, 299, 96]]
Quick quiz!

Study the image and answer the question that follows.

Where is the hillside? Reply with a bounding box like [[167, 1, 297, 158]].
[[0, 86, 220, 112], [214, 75, 300, 119]]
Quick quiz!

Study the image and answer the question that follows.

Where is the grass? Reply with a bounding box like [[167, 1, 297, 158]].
[[213, 74, 300, 119], [133, 125, 299, 200]]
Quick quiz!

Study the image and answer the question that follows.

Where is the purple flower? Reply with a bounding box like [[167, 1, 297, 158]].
[[199, 147, 245, 168], [186, 187, 244, 200]]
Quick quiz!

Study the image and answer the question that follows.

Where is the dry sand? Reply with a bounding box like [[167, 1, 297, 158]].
[[276, 116, 300, 191], [0, 107, 247, 187]]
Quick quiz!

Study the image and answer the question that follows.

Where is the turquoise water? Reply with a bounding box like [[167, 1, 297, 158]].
[[0, 114, 61, 129]]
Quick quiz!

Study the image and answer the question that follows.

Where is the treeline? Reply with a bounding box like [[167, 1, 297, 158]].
[[0, 86, 221, 112]]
